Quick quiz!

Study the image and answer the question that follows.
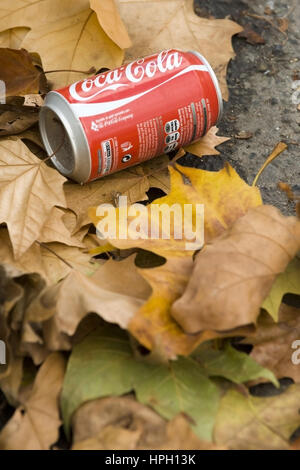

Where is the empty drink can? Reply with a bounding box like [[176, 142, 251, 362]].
[[39, 49, 223, 183]]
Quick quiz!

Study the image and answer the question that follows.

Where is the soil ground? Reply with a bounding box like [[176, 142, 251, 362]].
[[184, 0, 300, 215]]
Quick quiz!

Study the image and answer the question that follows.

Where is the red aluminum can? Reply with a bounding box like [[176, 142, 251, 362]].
[[39, 49, 222, 184]]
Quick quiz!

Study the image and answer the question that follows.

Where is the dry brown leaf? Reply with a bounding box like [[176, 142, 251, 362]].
[[118, 0, 242, 100], [0, 353, 66, 450], [0, 0, 124, 89], [242, 304, 300, 384], [72, 395, 166, 449], [237, 25, 265, 45], [0, 228, 97, 285], [25, 255, 151, 347], [184, 126, 230, 157], [0, 48, 41, 96], [0, 27, 29, 48], [0, 139, 67, 258], [72, 396, 225, 450], [90, 0, 132, 49], [39, 207, 86, 248], [171, 205, 300, 333], [0, 98, 39, 137], [65, 155, 170, 232]]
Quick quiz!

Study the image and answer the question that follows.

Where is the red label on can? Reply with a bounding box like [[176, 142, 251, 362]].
[[56, 50, 221, 181]]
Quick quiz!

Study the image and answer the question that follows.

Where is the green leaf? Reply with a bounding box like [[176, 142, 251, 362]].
[[262, 256, 300, 321], [195, 343, 279, 386], [61, 325, 220, 440]]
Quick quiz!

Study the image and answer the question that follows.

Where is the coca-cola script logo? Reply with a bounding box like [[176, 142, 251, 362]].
[[69, 50, 183, 102]]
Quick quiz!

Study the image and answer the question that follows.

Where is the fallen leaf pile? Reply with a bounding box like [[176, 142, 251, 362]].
[[0, 0, 299, 451]]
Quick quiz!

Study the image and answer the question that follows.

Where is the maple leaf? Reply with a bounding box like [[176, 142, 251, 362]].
[[89, 162, 262, 258], [171, 205, 300, 333], [38, 207, 86, 248], [0, 353, 66, 450], [0, 139, 67, 258], [184, 126, 230, 157], [0, 0, 124, 88], [0, 228, 97, 285], [72, 398, 225, 450], [61, 325, 220, 440], [25, 255, 151, 347], [89, 163, 261, 358], [118, 0, 243, 99]]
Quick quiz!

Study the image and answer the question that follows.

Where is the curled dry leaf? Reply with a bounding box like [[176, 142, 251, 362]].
[[0, 48, 41, 97], [0, 0, 124, 89], [25, 255, 151, 347], [118, 0, 243, 99], [0, 353, 66, 450], [242, 304, 300, 384], [171, 205, 300, 333], [72, 397, 224, 450], [0, 228, 97, 285], [214, 385, 300, 450]]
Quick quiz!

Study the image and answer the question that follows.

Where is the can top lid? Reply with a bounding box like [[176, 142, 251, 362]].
[[39, 91, 91, 183]]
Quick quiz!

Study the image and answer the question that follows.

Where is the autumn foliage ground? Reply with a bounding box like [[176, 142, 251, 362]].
[[0, 0, 299, 451]]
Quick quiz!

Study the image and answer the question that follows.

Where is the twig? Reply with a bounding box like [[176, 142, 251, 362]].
[[36, 241, 74, 269]]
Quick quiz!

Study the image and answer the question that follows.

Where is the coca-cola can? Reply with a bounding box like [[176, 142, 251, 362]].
[[39, 49, 223, 184]]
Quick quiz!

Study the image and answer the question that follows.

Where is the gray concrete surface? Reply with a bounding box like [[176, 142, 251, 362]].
[[183, 0, 300, 215]]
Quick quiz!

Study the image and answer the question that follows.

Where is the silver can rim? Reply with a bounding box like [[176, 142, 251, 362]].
[[189, 50, 223, 123], [39, 91, 91, 184]]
